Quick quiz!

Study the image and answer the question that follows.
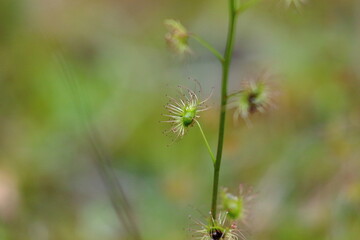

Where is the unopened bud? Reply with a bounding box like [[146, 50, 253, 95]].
[[222, 191, 244, 220], [164, 19, 191, 56]]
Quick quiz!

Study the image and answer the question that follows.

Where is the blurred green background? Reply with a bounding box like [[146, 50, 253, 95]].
[[0, 0, 359, 239]]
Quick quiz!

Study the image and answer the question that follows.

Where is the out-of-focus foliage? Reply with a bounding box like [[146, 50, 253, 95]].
[[0, 0, 359, 239]]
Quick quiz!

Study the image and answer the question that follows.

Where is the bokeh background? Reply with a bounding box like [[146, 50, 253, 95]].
[[1, 0, 359, 239]]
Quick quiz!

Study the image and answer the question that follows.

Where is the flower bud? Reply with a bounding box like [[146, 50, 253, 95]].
[[222, 190, 244, 220], [228, 79, 271, 121], [164, 19, 191, 56], [161, 85, 211, 141], [191, 211, 239, 240]]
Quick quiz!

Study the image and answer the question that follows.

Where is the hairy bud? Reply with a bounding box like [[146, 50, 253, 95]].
[[164, 19, 191, 56]]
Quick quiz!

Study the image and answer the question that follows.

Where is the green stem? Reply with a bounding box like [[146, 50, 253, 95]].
[[190, 34, 224, 62], [227, 90, 244, 99], [196, 120, 216, 164], [211, 0, 238, 219]]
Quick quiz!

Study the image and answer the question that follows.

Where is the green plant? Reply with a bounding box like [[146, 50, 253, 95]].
[[163, 0, 273, 239]]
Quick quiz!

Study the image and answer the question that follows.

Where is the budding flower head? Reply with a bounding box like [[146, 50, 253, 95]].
[[162, 84, 212, 141], [228, 78, 271, 123], [164, 19, 191, 56], [222, 191, 243, 220], [192, 212, 241, 240], [221, 186, 255, 224]]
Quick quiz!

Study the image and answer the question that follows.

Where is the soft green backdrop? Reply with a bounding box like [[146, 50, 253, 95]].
[[0, 0, 359, 239]]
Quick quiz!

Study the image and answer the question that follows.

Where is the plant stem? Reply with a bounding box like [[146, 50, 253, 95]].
[[190, 34, 224, 62], [211, 0, 238, 219], [196, 120, 216, 164], [227, 90, 244, 99]]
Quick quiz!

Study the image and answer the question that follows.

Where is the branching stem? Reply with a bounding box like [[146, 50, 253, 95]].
[[196, 120, 216, 165], [211, 0, 239, 219], [190, 34, 224, 62]]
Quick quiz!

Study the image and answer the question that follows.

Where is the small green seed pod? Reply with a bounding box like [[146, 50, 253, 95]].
[[222, 192, 243, 220], [221, 185, 254, 223], [182, 108, 196, 127]]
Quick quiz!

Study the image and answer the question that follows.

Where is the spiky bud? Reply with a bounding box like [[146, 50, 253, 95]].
[[221, 186, 255, 222], [192, 212, 239, 240], [228, 80, 271, 122], [164, 19, 191, 56], [161, 85, 211, 141]]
